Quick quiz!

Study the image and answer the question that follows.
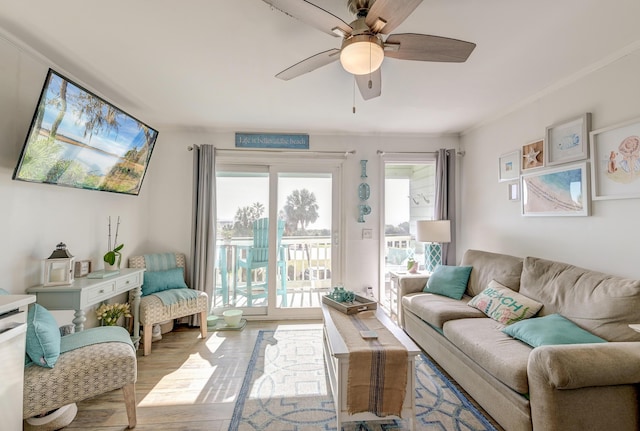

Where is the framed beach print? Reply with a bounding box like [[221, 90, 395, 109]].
[[498, 150, 520, 182], [590, 117, 640, 200], [521, 139, 544, 170], [545, 113, 591, 166], [521, 162, 590, 216]]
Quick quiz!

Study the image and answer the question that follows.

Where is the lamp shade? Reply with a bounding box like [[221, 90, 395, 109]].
[[340, 34, 384, 75], [416, 220, 451, 243]]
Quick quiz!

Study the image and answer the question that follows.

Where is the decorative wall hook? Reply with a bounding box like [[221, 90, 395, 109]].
[[360, 160, 368, 178], [358, 204, 371, 223]]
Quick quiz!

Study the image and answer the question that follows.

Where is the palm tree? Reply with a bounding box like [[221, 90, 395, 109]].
[[233, 201, 265, 236], [283, 189, 319, 234]]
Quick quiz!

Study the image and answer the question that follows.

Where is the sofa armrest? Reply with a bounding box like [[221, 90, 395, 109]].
[[398, 275, 429, 298], [527, 342, 640, 431], [529, 342, 640, 389]]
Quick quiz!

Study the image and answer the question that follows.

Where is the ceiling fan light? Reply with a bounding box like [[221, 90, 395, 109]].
[[340, 35, 384, 75]]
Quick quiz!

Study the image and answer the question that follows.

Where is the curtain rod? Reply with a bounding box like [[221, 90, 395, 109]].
[[187, 146, 356, 156], [376, 150, 466, 156]]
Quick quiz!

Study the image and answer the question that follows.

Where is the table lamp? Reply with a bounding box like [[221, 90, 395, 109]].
[[416, 220, 451, 272]]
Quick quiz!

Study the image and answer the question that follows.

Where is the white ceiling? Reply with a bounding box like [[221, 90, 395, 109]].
[[1, 0, 640, 136]]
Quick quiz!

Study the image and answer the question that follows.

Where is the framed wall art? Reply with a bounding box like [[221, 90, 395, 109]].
[[521, 162, 590, 217], [545, 113, 591, 166], [590, 117, 640, 200], [521, 139, 544, 170], [498, 150, 520, 182]]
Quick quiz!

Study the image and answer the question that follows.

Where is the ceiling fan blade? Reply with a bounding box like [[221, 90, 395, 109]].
[[355, 68, 382, 100], [261, 0, 352, 37], [365, 0, 423, 34], [384, 33, 476, 62], [275, 48, 341, 80]]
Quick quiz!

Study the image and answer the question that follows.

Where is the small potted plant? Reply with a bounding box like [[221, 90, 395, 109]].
[[104, 216, 123, 270], [96, 302, 131, 326], [407, 256, 418, 274], [220, 225, 234, 243]]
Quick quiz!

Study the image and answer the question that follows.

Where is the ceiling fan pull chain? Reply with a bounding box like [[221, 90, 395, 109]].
[[353, 77, 357, 114], [368, 40, 373, 89]]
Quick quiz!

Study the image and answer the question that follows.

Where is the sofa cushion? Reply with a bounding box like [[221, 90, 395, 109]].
[[468, 280, 543, 325], [423, 265, 473, 300], [503, 313, 607, 347], [443, 318, 531, 394], [461, 250, 523, 297], [402, 293, 485, 329], [520, 256, 640, 342]]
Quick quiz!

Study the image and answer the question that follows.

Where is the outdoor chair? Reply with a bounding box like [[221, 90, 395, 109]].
[[235, 218, 288, 306]]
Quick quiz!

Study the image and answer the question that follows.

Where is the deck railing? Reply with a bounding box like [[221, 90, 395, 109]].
[[213, 234, 415, 307]]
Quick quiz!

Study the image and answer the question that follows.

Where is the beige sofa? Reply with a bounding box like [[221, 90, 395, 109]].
[[399, 249, 640, 431]]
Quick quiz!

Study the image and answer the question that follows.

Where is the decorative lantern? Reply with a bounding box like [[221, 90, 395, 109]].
[[44, 242, 75, 286]]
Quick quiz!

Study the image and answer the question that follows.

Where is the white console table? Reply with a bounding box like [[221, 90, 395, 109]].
[[26, 268, 144, 343]]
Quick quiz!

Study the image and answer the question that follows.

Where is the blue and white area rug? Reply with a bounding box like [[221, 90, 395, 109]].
[[230, 329, 497, 431]]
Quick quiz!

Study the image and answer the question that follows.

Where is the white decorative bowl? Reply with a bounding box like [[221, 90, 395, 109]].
[[223, 309, 243, 327]]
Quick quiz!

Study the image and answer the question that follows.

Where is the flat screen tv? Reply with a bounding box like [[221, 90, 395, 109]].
[[13, 69, 158, 195]]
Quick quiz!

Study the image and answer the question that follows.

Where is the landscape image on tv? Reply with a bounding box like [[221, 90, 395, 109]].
[[13, 69, 158, 195]]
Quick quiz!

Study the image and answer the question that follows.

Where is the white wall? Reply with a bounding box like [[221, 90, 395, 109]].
[[460, 47, 640, 279], [0, 37, 154, 325]]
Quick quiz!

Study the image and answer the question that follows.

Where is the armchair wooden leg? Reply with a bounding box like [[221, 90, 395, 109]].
[[143, 324, 152, 356], [200, 310, 207, 339], [122, 383, 137, 428]]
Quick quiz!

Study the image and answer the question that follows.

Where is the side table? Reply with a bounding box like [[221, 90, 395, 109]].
[[388, 271, 429, 323]]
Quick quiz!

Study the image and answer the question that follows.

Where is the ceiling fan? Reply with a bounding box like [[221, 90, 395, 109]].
[[261, 0, 476, 100]]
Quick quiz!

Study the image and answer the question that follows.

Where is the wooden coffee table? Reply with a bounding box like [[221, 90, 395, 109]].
[[322, 305, 420, 430]]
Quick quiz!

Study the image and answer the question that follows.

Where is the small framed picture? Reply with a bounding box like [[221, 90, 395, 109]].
[[590, 116, 640, 200], [545, 113, 591, 166], [498, 150, 520, 182], [74, 260, 92, 277], [521, 139, 544, 170], [508, 182, 519, 201]]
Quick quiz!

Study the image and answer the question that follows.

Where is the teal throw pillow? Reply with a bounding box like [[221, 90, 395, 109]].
[[26, 303, 61, 368], [142, 267, 188, 296], [0, 288, 9, 295], [503, 313, 607, 347], [423, 265, 473, 300]]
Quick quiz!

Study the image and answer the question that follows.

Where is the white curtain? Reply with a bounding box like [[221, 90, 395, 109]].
[[189, 144, 216, 325], [434, 149, 456, 265]]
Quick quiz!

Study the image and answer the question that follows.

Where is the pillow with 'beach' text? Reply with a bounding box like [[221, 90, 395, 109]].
[[468, 280, 543, 325]]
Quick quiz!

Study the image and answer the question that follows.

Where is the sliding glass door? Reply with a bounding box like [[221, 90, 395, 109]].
[[213, 159, 341, 319], [276, 171, 335, 311], [214, 167, 270, 315]]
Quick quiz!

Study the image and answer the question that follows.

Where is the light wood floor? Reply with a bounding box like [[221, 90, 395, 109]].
[[64, 320, 502, 431], [65, 321, 323, 430]]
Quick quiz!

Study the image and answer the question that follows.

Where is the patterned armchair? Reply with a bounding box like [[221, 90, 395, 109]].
[[129, 252, 208, 356], [23, 328, 137, 429]]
